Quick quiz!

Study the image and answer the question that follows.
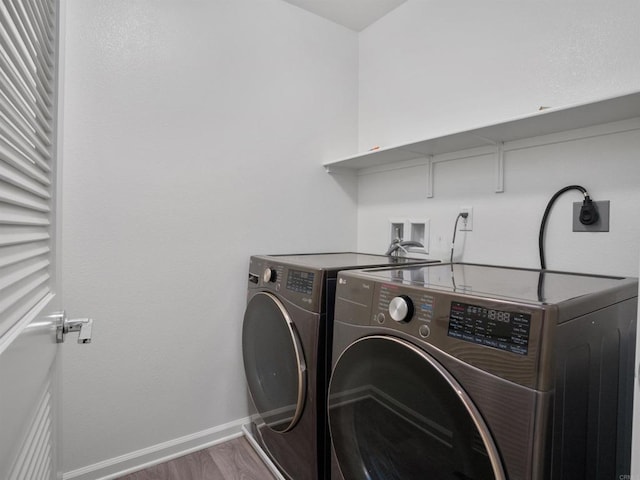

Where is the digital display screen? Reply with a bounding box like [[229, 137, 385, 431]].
[[286, 270, 315, 295], [448, 301, 531, 355]]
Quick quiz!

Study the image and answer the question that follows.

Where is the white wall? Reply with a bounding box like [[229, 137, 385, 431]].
[[357, 129, 640, 276], [358, 1, 640, 151], [356, 1, 640, 278], [60, 0, 357, 475]]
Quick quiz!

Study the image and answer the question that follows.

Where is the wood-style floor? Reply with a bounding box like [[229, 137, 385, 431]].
[[116, 436, 276, 480]]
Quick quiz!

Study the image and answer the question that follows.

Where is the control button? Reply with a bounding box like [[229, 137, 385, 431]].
[[263, 267, 277, 283], [419, 325, 431, 338], [389, 295, 414, 323], [376, 312, 386, 324]]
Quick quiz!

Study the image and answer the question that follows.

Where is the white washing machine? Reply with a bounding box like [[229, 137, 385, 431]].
[[329, 263, 637, 480]]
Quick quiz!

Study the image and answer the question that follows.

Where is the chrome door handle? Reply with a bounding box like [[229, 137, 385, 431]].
[[52, 311, 94, 344]]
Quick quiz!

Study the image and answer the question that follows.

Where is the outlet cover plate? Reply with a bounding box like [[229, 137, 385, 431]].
[[460, 206, 473, 231], [572, 200, 609, 232]]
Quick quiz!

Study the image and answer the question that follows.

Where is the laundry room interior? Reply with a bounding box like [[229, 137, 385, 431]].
[[3, 0, 640, 479]]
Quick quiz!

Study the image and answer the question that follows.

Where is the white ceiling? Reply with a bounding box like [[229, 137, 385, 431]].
[[281, 0, 407, 32]]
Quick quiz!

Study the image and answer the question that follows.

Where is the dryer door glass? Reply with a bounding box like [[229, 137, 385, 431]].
[[328, 336, 505, 480], [242, 292, 306, 433]]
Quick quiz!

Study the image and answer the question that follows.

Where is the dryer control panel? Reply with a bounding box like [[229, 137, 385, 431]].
[[248, 257, 322, 313], [286, 269, 315, 295]]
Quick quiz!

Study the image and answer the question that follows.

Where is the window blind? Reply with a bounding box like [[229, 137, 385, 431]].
[[0, 0, 57, 340]]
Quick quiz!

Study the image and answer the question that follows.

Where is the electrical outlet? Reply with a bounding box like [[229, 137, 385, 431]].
[[460, 207, 473, 231], [572, 200, 609, 232]]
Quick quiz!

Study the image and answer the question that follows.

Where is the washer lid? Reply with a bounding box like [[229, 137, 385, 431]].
[[351, 263, 637, 307]]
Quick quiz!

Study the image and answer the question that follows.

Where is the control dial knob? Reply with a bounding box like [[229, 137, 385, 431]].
[[263, 267, 277, 283], [388, 295, 414, 323]]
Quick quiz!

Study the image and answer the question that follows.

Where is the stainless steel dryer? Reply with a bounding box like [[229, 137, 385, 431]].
[[328, 263, 637, 480], [242, 253, 436, 480]]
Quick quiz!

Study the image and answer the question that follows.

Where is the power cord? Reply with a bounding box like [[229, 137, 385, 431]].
[[450, 212, 469, 263], [538, 185, 599, 269]]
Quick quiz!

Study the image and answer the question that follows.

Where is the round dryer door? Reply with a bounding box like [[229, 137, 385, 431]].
[[328, 336, 506, 480], [242, 292, 306, 433]]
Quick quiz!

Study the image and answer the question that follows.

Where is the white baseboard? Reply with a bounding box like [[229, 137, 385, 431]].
[[62, 416, 252, 480], [241, 423, 286, 480]]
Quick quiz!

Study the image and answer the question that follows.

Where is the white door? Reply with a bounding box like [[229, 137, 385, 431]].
[[0, 298, 62, 480], [0, 1, 86, 479]]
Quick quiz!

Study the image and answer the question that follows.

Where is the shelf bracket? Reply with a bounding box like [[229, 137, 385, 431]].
[[324, 165, 356, 175], [495, 142, 504, 193], [426, 155, 434, 198]]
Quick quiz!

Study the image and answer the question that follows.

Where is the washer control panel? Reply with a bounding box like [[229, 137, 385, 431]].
[[448, 301, 531, 356], [375, 284, 435, 338], [369, 282, 537, 353], [334, 268, 551, 389]]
